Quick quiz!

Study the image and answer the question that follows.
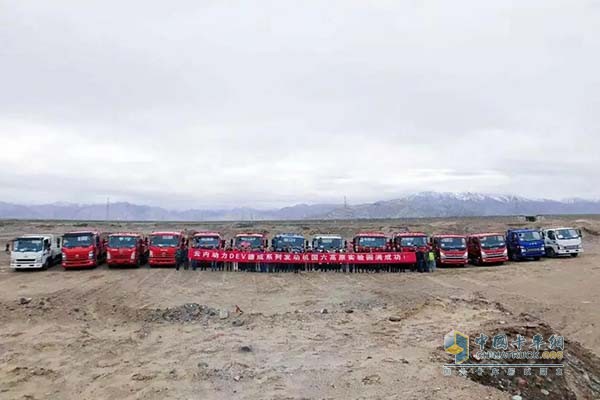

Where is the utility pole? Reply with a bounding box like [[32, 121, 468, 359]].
[[344, 196, 348, 209], [106, 197, 110, 221]]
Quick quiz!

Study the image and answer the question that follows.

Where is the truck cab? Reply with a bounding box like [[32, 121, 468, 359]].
[[467, 233, 508, 265], [62, 231, 107, 268], [10, 234, 62, 270], [233, 233, 267, 251], [506, 229, 545, 261], [352, 232, 390, 252], [191, 232, 224, 250], [106, 233, 148, 267], [431, 234, 468, 266], [148, 231, 185, 267], [272, 233, 306, 253], [312, 235, 345, 252], [542, 227, 583, 258], [393, 232, 429, 252]]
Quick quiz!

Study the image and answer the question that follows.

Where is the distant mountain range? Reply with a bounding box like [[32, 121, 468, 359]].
[[1, 192, 599, 221]]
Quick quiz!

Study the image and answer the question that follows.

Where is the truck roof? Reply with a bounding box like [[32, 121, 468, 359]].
[[507, 228, 540, 233], [150, 231, 182, 236], [64, 231, 100, 235], [273, 233, 304, 238], [468, 232, 505, 238], [354, 232, 387, 238], [109, 232, 142, 237], [393, 232, 427, 237], [313, 234, 343, 239], [431, 234, 466, 238], [543, 227, 577, 231], [17, 234, 54, 238], [235, 233, 265, 238], [193, 231, 221, 237]]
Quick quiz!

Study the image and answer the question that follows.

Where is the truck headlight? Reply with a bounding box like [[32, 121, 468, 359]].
[[88, 251, 94, 259], [503, 248, 508, 256], [62, 253, 67, 260], [107, 252, 111, 260], [131, 251, 136, 260], [521, 248, 526, 253], [481, 250, 487, 258], [149, 250, 154, 257], [463, 252, 468, 259], [440, 252, 446, 259]]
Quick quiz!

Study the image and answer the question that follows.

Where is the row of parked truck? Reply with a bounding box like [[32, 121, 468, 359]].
[[8, 227, 584, 270]]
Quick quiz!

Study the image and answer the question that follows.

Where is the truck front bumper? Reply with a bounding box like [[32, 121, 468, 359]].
[[480, 256, 508, 264], [555, 248, 584, 256], [149, 257, 176, 266], [10, 262, 44, 269], [438, 258, 468, 266], [62, 259, 96, 268]]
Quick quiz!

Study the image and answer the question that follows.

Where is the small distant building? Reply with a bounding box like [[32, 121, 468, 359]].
[[517, 215, 545, 223]]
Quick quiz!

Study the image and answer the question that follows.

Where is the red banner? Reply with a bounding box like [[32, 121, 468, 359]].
[[188, 249, 416, 264]]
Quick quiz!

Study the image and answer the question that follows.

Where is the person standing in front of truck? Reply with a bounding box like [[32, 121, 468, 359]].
[[427, 250, 436, 272]]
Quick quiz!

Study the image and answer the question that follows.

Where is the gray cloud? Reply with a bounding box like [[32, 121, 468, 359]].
[[0, 0, 598, 208]]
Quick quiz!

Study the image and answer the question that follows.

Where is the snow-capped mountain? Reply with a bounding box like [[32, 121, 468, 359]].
[[0, 192, 599, 221]]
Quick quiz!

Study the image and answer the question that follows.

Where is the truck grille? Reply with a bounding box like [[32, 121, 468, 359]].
[[16, 259, 36, 263], [565, 245, 579, 250]]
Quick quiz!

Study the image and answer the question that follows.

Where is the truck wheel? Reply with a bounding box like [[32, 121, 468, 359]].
[[546, 248, 556, 258], [40, 259, 48, 271], [570, 253, 579, 258], [533, 257, 540, 261]]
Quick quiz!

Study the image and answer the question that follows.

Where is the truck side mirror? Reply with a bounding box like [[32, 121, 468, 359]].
[[577, 229, 582, 238], [229, 239, 233, 247]]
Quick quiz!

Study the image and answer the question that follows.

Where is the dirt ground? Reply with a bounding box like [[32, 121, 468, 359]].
[[0, 216, 599, 400]]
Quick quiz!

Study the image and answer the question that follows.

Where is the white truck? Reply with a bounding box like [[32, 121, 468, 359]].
[[10, 234, 62, 270], [542, 227, 584, 258]]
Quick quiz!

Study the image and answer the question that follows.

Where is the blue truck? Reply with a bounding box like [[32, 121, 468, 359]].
[[506, 229, 546, 261]]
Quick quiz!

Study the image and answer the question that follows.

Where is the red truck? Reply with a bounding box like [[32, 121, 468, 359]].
[[148, 231, 185, 267], [232, 233, 268, 251], [61, 230, 107, 269], [352, 232, 391, 252], [106, 232, 148, 268], [190, 231, 224, 270], [467, 233, 508, 265], [393, 232, 429, 252], [430, 234, 468, 267], [351, 232, 391, 272]]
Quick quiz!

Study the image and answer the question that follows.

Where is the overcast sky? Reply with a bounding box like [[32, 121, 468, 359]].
[[0, 1, 598, 209]]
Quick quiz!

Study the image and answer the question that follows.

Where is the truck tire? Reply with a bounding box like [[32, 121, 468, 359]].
[[546, 248, 556, 258], [570, 253, 579, 258], [533, 257, 540, 261], [40, 259, 48, 271]]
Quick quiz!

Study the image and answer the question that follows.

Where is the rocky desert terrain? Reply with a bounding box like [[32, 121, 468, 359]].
[[0, 216, 599, 400]]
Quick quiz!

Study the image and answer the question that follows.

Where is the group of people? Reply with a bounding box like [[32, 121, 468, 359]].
[[173, 248, 438, 273], [415, 249, 437, 273]]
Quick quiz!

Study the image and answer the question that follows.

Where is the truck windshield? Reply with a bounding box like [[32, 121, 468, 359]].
[[313, 237, 343, 250], [150, 235, 179, 247], [357, 237, 387, 248], [399, 237, 428, 247], [63, 234, 93, 248], [273, 236, 305, 249], [109, 236, 137, 248], [194, 236, 220, 248], [14, 238, 43, 252], [555, 229, 580, 240], [518, 231, 542, 241], [235, 236, 263, 249], [440, 237, 466, 250], [480, 235, 506, 249]]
